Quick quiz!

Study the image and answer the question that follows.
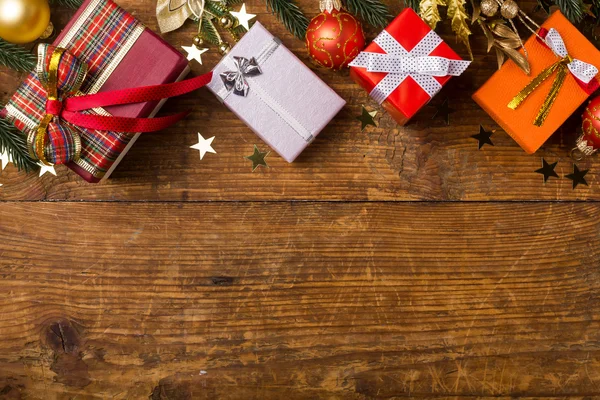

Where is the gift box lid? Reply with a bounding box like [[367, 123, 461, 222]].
[[472, 11, 600, 154], [207, 22, 346, 163], [2, 0, 189, 182]]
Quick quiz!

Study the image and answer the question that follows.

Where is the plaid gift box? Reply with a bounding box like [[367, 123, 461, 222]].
[[1, 0, 190, 182]]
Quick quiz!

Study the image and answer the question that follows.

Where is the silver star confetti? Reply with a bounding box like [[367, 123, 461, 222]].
[[182, 44, 209, 65], [190, 133, 217, 160], [0, 151, 12, 170], [231, 3, 256, 30], [38, 162, 57, 177]]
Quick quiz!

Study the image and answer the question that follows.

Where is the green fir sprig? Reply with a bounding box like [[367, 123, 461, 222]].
[[264, 0, 309, 40], [0, 39, 35, 73], [0, 113, 39, 173], [554, 0, 586, 22], [345, 0, 391, 28], [403, 0, 421, 11]]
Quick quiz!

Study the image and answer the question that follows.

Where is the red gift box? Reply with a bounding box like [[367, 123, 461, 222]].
[[2, 0, 190, 183], [349, 8, 470, 125]]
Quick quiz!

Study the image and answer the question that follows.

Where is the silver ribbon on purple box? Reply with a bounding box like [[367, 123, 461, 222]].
[[220, 56, 262, 97]]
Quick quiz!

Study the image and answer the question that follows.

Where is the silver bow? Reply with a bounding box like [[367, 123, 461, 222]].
[[545, 28, 598, 84], [220, 56, 262, 97]]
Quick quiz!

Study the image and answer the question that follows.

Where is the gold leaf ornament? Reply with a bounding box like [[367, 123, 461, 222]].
[[446, 0, 473, 59], [419, 0, 446, 29]]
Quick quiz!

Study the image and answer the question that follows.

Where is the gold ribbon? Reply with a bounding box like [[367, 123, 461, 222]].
[[508, 55, 572, 127], [29, 48, 66, 166]]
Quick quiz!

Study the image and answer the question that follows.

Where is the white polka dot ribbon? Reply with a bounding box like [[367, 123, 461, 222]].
[[545, 28, 598, 84], [349, 30, 471, 104]]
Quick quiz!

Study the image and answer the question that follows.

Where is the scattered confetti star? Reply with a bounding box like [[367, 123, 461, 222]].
[[432, 98, 455, 125], [471, 125, 494, 149], [356, 106, 377, 131], [0, 150, 12, 170], [535, 158, 559, 183], [182, 44, 209, 65], [230, 3, 256, 30], [37, 162, 57, 177], [190, 133, 216, 160], [565, 164, 589, 189], [245, 145, 269, 172]]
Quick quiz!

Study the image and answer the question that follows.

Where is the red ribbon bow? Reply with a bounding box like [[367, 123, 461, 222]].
[[32, 44, 213, 166]]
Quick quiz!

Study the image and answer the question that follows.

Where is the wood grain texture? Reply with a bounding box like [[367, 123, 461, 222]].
[[1, 0, 599, 398], [1, 202, 600, 399], [0, 0, 596, 201]]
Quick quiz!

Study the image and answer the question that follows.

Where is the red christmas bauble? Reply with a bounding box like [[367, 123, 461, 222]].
[[305, 9, 365, 71], [581, 95, 600, 150]]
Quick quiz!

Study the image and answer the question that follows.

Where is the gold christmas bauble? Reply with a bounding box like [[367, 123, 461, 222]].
[[219, 15, 234, 29], [193, 34, 204, 48], [0, 0, 51, 43], [480, 0, 499, 16], [218, 41, 230, 55], [500, 0, 519, 19]]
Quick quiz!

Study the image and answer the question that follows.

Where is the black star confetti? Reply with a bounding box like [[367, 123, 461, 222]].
[[432, 98, 455, 125], [565, 164, 589, 189], [471, 125, 494, 149], [245, 145, 270, 172], [356, 106, 378, 131], [535, 158, 559, 183]]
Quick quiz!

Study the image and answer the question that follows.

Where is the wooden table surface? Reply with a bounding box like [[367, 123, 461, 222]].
[[2, 1, 600, 398]]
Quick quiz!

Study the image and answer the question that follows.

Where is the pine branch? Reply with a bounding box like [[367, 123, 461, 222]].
[[0, 114, 39, 173], [554, 0, 586, 22], [403, 0, 421, 11], [200, 17, 222, 45], [345, 0, 391, 28], [264, 0, 309, 40], [206, 0, 230, 17], [0, 39, 35, 73], [49, 0, 83, 8]]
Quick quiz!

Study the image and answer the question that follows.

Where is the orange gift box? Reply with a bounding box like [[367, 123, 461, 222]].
[[473, 11, 600, 154]]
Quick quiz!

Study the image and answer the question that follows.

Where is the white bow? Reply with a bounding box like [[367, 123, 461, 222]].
[[349, 30, 471, 104], [545, 28, 598, 84]]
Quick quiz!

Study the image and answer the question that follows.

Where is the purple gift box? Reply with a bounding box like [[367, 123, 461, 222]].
[[207, 22, 346, 162]]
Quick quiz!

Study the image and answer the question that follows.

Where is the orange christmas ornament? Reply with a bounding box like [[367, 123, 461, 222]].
[[305, 0, 365, 71]]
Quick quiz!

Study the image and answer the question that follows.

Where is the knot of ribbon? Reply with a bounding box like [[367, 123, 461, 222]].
[[220, 56, 262, 97], [349, 30, 471, 104], [508, 28, 599, 127], [31, 44, 213, 166]]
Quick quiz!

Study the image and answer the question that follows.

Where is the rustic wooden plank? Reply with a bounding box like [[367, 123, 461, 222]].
[[1, 202, 600, 398], [0, 0, 596, 201]]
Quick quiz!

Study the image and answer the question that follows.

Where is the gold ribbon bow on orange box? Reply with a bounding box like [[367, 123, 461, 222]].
[[508, 27, 599, 127]]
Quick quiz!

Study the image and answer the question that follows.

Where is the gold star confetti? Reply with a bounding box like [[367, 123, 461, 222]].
[[356, 106, 378, 131], [245, 145, 269, 172]]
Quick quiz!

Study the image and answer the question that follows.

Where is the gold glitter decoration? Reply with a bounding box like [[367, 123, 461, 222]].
[[508, 55, 572, 127]]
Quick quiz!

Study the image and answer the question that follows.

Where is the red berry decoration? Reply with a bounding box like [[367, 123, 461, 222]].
[[576, 95, 600, 158], [305, 0, 365, 71]]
